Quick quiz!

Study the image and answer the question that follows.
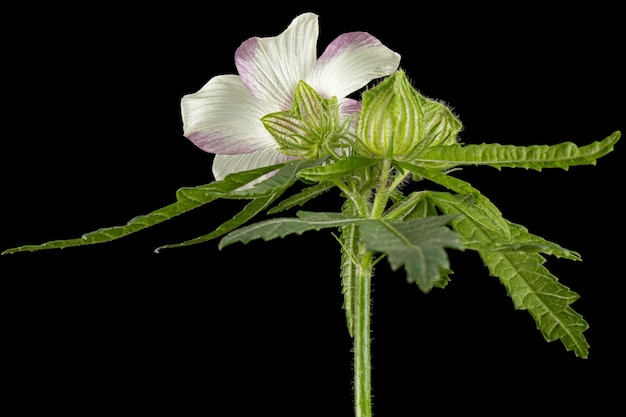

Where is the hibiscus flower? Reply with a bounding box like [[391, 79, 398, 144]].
[[181, 12, 401, 184]]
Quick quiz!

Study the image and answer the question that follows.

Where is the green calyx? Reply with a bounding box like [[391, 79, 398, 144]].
[[262, 80, 353, 160], [357, 70, 462, 163]]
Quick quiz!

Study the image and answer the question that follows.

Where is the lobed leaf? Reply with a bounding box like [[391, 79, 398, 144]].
[[359, 215, 463, 293]]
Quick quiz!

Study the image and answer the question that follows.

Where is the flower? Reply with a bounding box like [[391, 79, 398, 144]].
[[180, 12, 401, 184]]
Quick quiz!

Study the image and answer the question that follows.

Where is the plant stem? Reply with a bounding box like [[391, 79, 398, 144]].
[[354, 243, 373, 417], [353, 159, 393, 417]]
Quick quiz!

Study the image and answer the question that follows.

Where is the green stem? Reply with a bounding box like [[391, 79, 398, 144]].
[[354, 243, 373, 417], [353, 158, 394, 417]]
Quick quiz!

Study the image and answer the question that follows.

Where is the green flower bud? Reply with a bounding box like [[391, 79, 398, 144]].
[[262, 81, 351, 160], [357, 70, 462, 162]]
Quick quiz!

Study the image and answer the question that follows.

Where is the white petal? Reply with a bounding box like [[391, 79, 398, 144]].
[[181, 74, 273, 154], [235, 12, 318, 110], [339, 97, 362, 133], [306, 32, 401, 99], [212, 147, 293, 186]]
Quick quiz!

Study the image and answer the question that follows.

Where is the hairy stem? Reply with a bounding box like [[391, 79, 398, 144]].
[[354, 243, 373, 417], [353, 159, 395, 417]]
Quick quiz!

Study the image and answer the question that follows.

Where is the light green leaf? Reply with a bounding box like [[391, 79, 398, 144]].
[[359, 215, 463, 293], [413, 130, 620, 170]]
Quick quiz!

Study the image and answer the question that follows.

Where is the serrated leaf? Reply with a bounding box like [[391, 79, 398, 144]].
[[413, 130, 620, 170], [218, 211, 361, 249], [482, 250, 590, 358], [2, 159, 318, 254], [427, 189, 589, 357], [359, 215, 463, 293], [462, 222, 581, 261]]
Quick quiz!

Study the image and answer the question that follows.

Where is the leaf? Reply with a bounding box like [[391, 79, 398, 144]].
[[359, 215, 463, 293], [218, 211, 361, 249], [463, 222, 581, 261], [427, 190, 589, 357], [267, 182, 335, 214], [297, 156, 378, 183], [154, 192, 282, 252], [2, 159, 318, 254], [413, 130, 620, 170], [227, 158, 323, 198], [398, 162, 512, 239], [482, 250, 590, 358]]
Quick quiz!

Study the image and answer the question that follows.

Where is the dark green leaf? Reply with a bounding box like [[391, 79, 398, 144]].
[[359, 215, 463, 293]]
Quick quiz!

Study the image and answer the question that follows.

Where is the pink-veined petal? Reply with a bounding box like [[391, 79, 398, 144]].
[[339, 97, 362, 118], [212, 147, 293, 184], [235, 12, 318, 111], [339, 97, 362, 132], [306, 32, 401, 99], [181, 74, 273, 154]]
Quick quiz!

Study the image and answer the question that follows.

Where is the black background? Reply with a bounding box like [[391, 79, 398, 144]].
[[2, 4, 624, 415]]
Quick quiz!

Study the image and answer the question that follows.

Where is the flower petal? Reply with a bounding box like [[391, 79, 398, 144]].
[[235, 12, 318, 111], [181, 74, 273, 154], [212, 147, 293, 183], [339, 97, 362, 132], [306, 32, 401, 99], [339, 97, 362, 118]]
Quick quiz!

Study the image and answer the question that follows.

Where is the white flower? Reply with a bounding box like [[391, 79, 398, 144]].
[[181, 12, 401, 183]]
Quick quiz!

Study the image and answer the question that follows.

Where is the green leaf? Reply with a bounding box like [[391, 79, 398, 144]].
[[426, 190, 589, 357], [413, 130, 620, 170], [397, 162, 512, 239], [218, 211, 360, 249], [297, 155, 378, 183], [2, 159, 318, 254], [359, 215, 463, 293], [483, 250, 590, 358], [267, 182, 336, 214], [463, 222, 581, 261], [227, 158, 323, 198], [154, 192, 283, 252]]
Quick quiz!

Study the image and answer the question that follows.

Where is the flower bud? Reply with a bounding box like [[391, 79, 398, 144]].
[[262, 81, 349, 160], [357, 70, 461, 161]]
